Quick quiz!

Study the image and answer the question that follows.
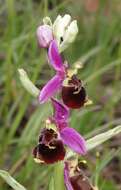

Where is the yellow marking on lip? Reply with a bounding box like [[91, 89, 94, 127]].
[[34, 158, 44, 164], [46, 122, 57, 132], [73, 86, 82, 94], [48, 145, 56, 149]]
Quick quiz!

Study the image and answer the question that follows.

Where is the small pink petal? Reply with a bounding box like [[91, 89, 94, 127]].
[[57, 121, 69, 131], [60, 127, 86, 155], [48, 40, 64, 72], [51, 98, 69, 121], [39, 75, 63, 103]]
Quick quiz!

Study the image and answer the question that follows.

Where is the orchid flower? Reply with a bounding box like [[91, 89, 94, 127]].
[[33, 98, 86, 164], [64, 162, 95, 190], [37, 14, 78, 52], [39, 39, 87, 109]]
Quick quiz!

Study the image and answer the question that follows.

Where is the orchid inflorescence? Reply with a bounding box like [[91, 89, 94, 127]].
[[18, 14, 121, 190], [19, 14, 94, 190], [35, 14, 90, 190]]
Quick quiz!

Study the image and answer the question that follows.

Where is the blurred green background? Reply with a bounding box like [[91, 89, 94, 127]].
[[0, 0, 121, 189]]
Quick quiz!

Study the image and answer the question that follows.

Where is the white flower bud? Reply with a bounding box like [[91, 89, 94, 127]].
[[61, 14, 71, 28], [53, 14, 78, 52], [60, 20, 78, 52], [53, 15, 62, 45], [53, 14, 71, 46], [65, 20, 78, 43]]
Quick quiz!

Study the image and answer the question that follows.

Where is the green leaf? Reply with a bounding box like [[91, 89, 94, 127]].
[[18, 68, 40, 97], [86, 125, 121, 151], [0, 170, 27, 190]]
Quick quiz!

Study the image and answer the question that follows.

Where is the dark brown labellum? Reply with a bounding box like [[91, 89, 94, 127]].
[[33, 140, 65, 164], [33, 128, 65, 164], [62, 75, 87, 109], [66, 159, 95, 190], [70, 172, 95, 190]]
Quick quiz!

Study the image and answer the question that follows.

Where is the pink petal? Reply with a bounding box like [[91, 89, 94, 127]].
[[56, 121, 69, 131], [48, 40, 64, 72], [51, 98, 69, 121], [60, 127, 86, 155], [64, 162, 73, 190], [39, 75, 63, 103]]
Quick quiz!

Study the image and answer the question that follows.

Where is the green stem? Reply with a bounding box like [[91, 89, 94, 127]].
[[53, 162, 66, 190]]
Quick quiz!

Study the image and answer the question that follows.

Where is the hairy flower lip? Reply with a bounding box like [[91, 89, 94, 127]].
[[33, 128, 66, 164], [38, 128, 58, 144], [62, 75, 87, 109], [62, 86, 86, 108], [33, 141, 65, 164]]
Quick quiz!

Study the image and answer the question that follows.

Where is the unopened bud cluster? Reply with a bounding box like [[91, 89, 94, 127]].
[[37, 14, 78, 52]]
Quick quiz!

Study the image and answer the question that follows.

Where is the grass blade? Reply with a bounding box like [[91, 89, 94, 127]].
[[86, 125, 121, 151], [0, 170, 27, 190]]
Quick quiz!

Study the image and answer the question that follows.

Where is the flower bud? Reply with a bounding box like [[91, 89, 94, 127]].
[[53, 14, 71, 44], [60, 20, 78, 52], [64, 20, 78, 44], [53, 14, 78, 52], [37, 25, 53, 48], [52, 15, 62, 45]]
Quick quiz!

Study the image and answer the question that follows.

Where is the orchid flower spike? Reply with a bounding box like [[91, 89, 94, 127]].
[[36, 14, 78, 52], [33, 98, 86, 164]]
